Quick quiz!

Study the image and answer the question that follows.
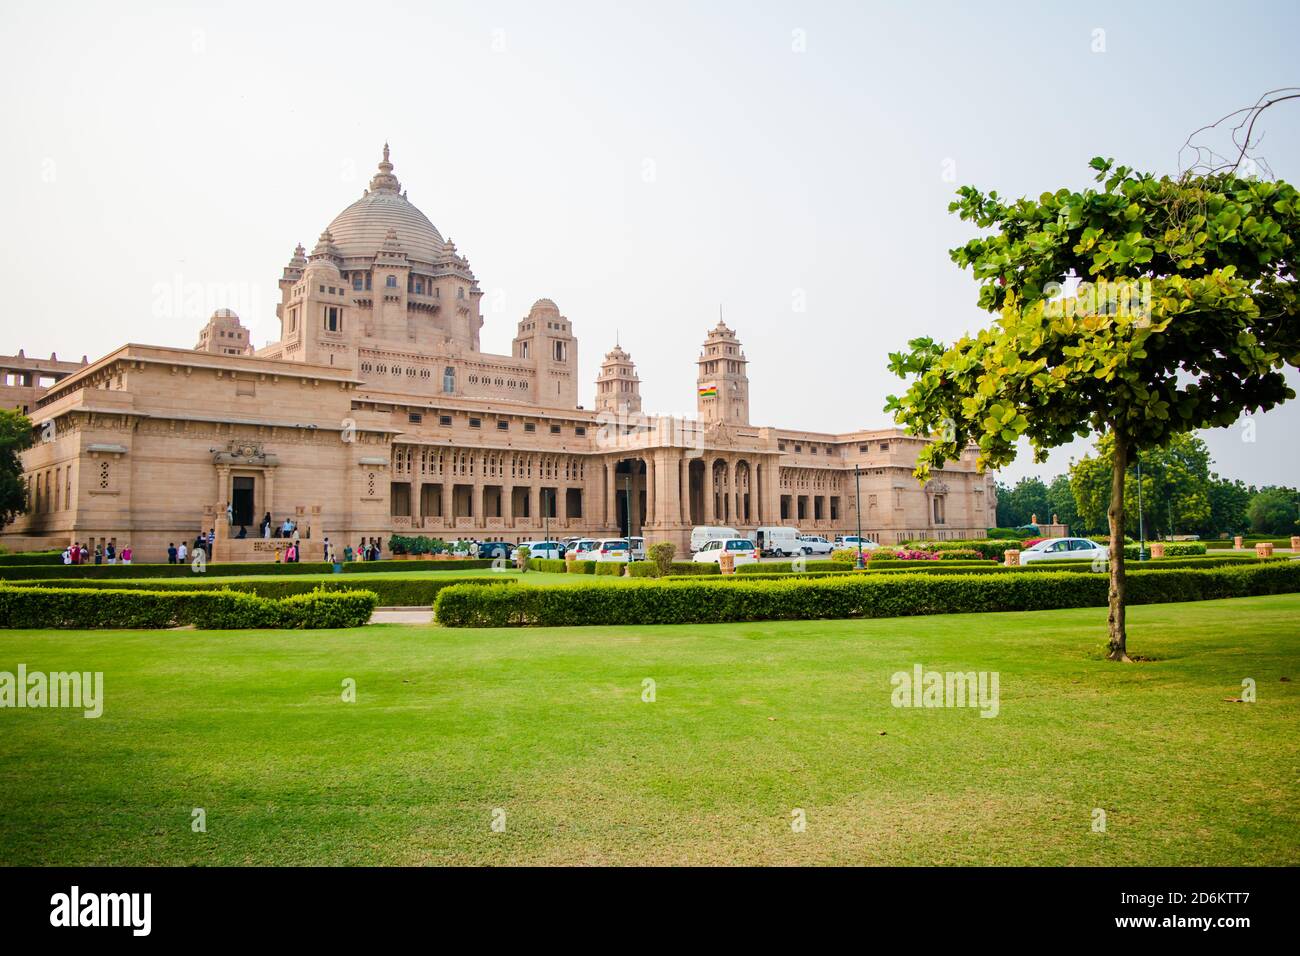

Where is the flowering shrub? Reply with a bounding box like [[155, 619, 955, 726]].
[[1021, 538, 1046, 549], [894, 549, 942, 561]]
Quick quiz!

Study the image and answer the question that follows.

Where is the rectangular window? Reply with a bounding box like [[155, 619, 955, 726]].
[[408, 413, 423, 424], [438, 415, 452, 427], [469, 418, 481, 429], [574, 426, 586, 436], [550, 424, 561, 435], [497, 421, 509, 431], [524, 422, 536, 433]]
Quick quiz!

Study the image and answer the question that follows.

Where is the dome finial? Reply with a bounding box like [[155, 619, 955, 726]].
[[369, 143, 401, 193]]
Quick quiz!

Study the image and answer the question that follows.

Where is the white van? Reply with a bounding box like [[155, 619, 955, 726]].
[[754, 526, 802, 557], [691, 525, 739, 552]]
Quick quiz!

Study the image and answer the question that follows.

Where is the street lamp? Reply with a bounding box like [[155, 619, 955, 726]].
[[1135, 453, 1147, 561], [854, 464, 864, 569]]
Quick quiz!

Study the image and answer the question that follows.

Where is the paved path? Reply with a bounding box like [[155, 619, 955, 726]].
[[369, 607, 433, 625]]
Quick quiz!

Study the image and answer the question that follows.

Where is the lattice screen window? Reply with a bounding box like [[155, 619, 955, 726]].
[[99, 461, 110, 490]]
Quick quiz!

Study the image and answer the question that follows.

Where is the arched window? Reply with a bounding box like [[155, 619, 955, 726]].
[[442, 366, 455, 394]]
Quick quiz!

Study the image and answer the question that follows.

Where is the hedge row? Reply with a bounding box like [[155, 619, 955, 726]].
[[1206, 537, 1296, 549], [1122, 542, 1207, 557], [432, 562, 1300, 627], [735, 559, 851, 575], [0, 586, 377, 629], [0, 558, 495, 581], [9, 574, 511, 608], [528, 558, 722, 577], [0, 551, 64, 566]]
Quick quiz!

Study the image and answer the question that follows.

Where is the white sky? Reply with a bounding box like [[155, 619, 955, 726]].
[[2, 0, 1297, 486]]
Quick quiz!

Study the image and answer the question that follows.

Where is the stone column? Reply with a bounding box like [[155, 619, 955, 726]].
[[704, 458, 715, 524], [605, 461, 616, 527], [442, 480, 452, 526], [645, 455, 656, 527], [531, 483, 541, 530], [680, 457, 691, 526]]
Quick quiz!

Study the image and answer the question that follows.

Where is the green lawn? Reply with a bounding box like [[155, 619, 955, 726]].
[[1, 595, 1297, 865]]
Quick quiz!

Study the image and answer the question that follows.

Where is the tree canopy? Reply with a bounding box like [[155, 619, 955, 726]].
[[887, 158, 1300, 660], [0, 408, 34, 530]]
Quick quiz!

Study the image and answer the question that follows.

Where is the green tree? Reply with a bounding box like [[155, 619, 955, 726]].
[[0, 409, 34, 529], [994, 477, 1051, 527], [1247, 486, 1300, 536], [1045, 473, 1081, 534], [887, 158, 1300, 660], [1069, 433, 1214, 540], [1206, 477, 1252, 538]]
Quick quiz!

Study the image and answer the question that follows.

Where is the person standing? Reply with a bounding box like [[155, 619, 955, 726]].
[[261, 512, 271, 539], [177, 541, 188, 564], [106, 541, 116, 565], [121, 545, 132, 565], [62, 546, 71, 565], [69, 542, 80, 565], [167, 542, 177, 564], [226, 501, 234, 526]]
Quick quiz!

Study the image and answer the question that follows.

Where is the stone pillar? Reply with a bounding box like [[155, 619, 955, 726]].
[[703, 458, 715, 524], [442, 480, 452, 527], [1004, 549, 1021, 567], [531, 484, 541, 530], [1150, 541, 1166, 559], [503, 482, 514, 527], [1256, 542, 1275, 558], [605, 461, 616, 527], [680, 457, 691, 525], [1291, 536, 1300, 552], [645, 455, 656, 527], [558, 479, 567, 523], [1233, 535, 1243, 549]]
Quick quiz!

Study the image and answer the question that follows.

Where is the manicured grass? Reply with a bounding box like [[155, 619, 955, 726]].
[[1, 595, 1297, 865]]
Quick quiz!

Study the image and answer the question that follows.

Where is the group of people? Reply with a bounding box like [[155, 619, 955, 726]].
[[253, 512, 305, 541], [62, 541, 132, 565]]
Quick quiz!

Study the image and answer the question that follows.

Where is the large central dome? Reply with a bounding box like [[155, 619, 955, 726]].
[[325, 145, 445, 264]]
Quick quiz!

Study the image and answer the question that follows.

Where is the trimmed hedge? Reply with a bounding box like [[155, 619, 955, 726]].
[[11, 574, 511, 608], [528, 558, 568, 573], [1123, 542, 1207, 558], [433, 562, 1300, 627], [0, 551, 64, 566], [0, 558, 494, 581], [735, 559, 851, 575], [0, 585, 377, 629], [1207, 537, 1295, 549]]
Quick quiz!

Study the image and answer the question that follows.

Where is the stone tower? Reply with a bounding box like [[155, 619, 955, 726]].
[[195, 308, 253, 355], [511, 298, 578, 408], [696, 319, 749, 425], [595, 341, 641, 415]]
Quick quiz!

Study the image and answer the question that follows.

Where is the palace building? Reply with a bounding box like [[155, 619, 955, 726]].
[[2, 146, 997, 560]]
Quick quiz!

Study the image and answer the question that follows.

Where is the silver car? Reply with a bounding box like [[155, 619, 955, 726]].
[[1019, 537, 1107, 564]]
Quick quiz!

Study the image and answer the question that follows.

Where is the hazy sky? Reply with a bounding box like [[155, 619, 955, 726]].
[[2, 0, 1297, 486]]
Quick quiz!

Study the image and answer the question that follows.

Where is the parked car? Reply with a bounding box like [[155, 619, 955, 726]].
[[628, 536, 646, 561], [478, 541, 512, 560], [691, 525, 739, 552], [511, 540, 565, 561], [797, 535, 834, 555], [1019, 537, 1107, 564], [593, 538, 633, 563], [834, 535, 879, 552], [566, 539, 599, 560], [692, 537, 759, 567], [755, 526, 802, 557]]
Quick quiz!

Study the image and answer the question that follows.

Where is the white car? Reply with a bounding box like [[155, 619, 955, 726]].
[[834, 535, 879, 552], [797, 535, 834, 555], [566, 538, 599, 560], [628, 536, 646, 561], [511, 540, 565, 561], [1019, 537, 1106, 564], [692, 538, 759, 567], [592, 538, 634, 563], [690, 526, 739, 552]]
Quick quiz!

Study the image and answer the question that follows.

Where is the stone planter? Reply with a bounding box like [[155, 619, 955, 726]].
[[1003, 549, 1020, 567], [565, 558, 577, 574], [719, 552, 735, 575], [1256, 542, 1275, 558], [1291, 536, 1300, 552], [1233, 535, 1243, 549], [1150, 542, 1166, 559]]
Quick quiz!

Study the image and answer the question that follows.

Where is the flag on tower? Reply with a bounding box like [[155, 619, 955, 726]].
[[698, 383, 718, 398]]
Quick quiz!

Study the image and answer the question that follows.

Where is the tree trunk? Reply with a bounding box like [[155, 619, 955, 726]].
[[1107, 437, 1132, 662]]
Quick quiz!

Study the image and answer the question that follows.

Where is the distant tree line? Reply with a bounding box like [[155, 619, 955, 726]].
[[995, 433, 1299, 539]]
